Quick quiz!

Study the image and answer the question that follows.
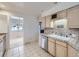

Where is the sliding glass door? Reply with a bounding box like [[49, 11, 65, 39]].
[[9, 16, 24, 48]]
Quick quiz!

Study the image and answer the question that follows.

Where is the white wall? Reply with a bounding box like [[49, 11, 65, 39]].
[[0, 10, 39, 48], [24, 16, 39, 43], [8, 12, 39, 45]]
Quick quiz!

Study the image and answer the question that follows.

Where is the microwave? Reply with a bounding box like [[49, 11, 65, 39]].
[[54, 19, 67, 29]]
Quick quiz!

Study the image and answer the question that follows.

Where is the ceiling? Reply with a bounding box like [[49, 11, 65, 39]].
[[0, 2, 57, 16]]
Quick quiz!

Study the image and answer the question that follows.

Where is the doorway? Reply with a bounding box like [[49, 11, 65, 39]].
[[9, 16, 24, 49]]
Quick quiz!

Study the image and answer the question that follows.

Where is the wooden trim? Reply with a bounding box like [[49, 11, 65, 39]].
[[48, 51, 55, 57], [55, 39, 56, 57], [41, 47, 54, 57], [66, 43, 68, 57]]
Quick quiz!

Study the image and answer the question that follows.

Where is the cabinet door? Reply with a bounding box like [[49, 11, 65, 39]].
[[68, 45, 77, 57], [50, 20, 54, 28], [0, 14, 8, 33], [48, 40, 55, 56], [45, 16, 51, 28], [56, 44, 67, 57], [48, 38, 56, 56], [57, 10, 67, 19], [67, 6, 79, 28]]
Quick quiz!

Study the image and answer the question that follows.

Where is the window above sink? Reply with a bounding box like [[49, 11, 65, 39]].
[[54, 19, 67, 29]]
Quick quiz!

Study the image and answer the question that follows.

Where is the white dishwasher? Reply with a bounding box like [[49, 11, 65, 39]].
[[39, 34, 48, 51]]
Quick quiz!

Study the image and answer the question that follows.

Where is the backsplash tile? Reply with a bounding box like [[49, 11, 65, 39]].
[[44, 28, 54, 34], [44, 28, 79, 38], [69, 28, 79, 36]]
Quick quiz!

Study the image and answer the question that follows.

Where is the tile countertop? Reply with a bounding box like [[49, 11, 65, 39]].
[[41, 33, 79, 52]]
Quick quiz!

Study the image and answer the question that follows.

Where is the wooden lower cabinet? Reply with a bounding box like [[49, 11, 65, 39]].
[[48, 37, 78, 57], [56, 44, 67, 57], [48, 38, 56, 56], [68, 45, 77, 57]]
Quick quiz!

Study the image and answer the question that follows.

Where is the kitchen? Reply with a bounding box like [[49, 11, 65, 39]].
[[39, 5, 79, 57], [0, 2, 79, 57]]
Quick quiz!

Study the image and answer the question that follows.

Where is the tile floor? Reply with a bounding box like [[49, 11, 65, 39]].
[[4, 40, 52, 57], [10, 37, 24, 49]]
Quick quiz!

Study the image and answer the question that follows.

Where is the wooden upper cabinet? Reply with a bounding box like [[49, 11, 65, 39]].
[[40, 6, 79, 29], [57, 10, 67, 19], [45, 15, 51, 28], [39, 15, 52, 28], [67, 6, 79, 28], [68, 45, 77, 57]]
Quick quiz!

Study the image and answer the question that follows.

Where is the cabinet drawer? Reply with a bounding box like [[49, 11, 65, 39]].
[[48, 37, 55, 43], [56, 40, 67, 47]]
